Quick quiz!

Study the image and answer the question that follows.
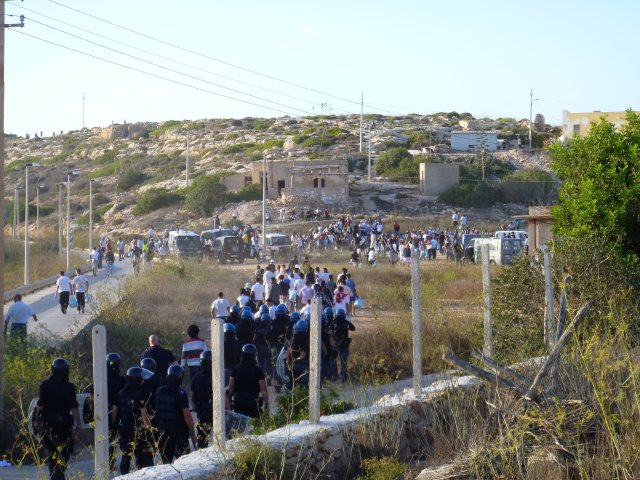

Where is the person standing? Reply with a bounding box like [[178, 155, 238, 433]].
[[155, 365, 197, 463], [180, 324, 208, 381], [140, 335, 177, 381], [190, 351, 214, 448], [55, 271, 72, 314], [250, 279, 265, 305], [4, 294, 37, 341], [211, 292, 230, 321], [72, 268, 89, 314], [33, 358, 82, 480], [228, 344, 269, 418]]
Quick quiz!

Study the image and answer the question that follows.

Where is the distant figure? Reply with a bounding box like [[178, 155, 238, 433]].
[[140, 335, 177, 381], [4, 294, 38, 341]]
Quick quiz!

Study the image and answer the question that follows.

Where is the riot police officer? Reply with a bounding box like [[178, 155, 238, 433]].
[[236, 308, 255, 345], [155, 365, 197, 463], [223, 323, 242, 385], [227, 304, 241, 325], [228, 344, 269, 418], [112, 367, 155, 474], [106, 352, 126, 468], [334, 308, 356, 382], [190, 351, 213, 448], [287, 320, 310, 389], [34, 358, 82, 480]]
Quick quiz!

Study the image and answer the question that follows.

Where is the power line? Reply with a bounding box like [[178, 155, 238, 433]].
[[21, 16, 318, 117], [47, 0, 364, 108], [12, 4, 357, 116], [9, 28, 304, 118]]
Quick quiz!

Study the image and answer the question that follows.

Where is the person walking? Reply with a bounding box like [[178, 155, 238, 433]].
[[140, 335, 178, 381], [3, 294, 37, 341], [180, 324, 208, 381], [117, 238, 125, 261], [33, 358, 82, 480], [228, 344, 269, 418], [155, 365, 198, 463], [190, 351, 214, 448], [55, 271, 72, 314], [72, 268, 89, 314], [211, 292, 230, 321]]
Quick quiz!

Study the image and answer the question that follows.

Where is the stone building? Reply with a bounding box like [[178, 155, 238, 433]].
[[419, 162, 460, 196], [221, 157, 349, 204]]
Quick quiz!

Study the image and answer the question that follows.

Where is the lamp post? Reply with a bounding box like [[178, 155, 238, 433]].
[[24, 162, 40, 285], [89, 179, 94, 251], [14, 187, 20, 241], [367, 122, 375, 183], [66, 171, 80, 273], [261, 152, 267, 260], [36, 184, 44, 241], [529, 88, 539, 151], [58, 183, 63, 255]]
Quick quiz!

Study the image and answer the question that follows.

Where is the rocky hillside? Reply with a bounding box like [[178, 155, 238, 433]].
[[4, 113, 555, 237]]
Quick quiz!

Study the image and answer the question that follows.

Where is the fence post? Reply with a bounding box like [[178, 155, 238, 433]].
[[542, 245, 555, 351], [482, 243, 493, 358], [309, 297, 322, 423], [211, 318, 226, 450], [411, 248, 423, 395], [92, 325, 109, 480]]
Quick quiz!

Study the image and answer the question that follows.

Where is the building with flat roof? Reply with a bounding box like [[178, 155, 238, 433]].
[[562, 110, 637, 140], [450, 131, 497, 152]]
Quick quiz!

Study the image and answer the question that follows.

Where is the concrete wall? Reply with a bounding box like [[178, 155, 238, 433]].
[[562, 110, 634, 139], [115, 376, 481, 480], [220, 173, 250, 193], [419, 163, 460, 196], [450, 131, 497, 152]]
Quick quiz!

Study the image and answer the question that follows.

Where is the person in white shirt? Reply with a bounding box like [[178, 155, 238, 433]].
[[72, 268, 89, 314], [367, 248, 376, 266], [299, 300, 311, 319], [55, 271, 72, 314], [250, 281, 265, 304], [211, 292, 230, 320], [263, 268, 275, 287], [117, 239, 125, 261], [90, 248, 99, 276], [237, 288, 251, 309]]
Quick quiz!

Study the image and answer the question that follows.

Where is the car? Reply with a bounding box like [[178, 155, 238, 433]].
[[168, 230, 202, 258], [201, 228, 235, 244], [261, 233, 293, 261], [212, 236, 244, 264], [473, 237, 524, 265]]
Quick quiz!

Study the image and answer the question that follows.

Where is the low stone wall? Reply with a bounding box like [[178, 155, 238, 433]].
[[117, 376, 481, 480]]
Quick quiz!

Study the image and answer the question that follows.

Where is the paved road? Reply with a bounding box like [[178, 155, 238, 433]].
[[4, 259, 134, 344]]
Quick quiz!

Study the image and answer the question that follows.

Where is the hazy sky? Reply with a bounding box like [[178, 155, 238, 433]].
[[5, 0, 639, 136]]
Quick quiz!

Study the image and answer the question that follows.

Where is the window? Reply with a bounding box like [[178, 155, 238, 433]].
[[244, 176, 252, 186], [572, 124, 580, 137], [313, 178, 325, 188], [468, 144, 475, 150]]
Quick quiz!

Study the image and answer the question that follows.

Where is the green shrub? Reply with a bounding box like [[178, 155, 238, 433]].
[[356, 457, 407, 480], [222, 143, 255, 154], [374, 147, 421, 179], [133, 189, 182, 215], [184, 175, 227, 217], [438, 182, 503, 207], [248, 139, 284, 152], [94, 150, 117, 164], [149, 120, 182, 136], [229, 183, 263, 202], [5, 200, 54, 224], [501, 168, 558, 205], [117, 169, 146, 191], [5, 156, 43, 174], [230, 440, 296, 480]]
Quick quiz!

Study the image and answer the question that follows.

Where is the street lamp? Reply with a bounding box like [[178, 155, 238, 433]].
[[89, 179, 96, 250], [367, 122, 376, 183], [58, 183, 64, 255], [24, 162, 40, 285], [529, 89, 539, 151], [36, 184, 44, 241]]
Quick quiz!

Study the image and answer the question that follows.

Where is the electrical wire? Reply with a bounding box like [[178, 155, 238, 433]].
[[12, 4, 358, 116], [9, 28, 305, 118]]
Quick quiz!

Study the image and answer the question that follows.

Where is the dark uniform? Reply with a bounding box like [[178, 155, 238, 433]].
[[37, 360, 79, 480], [334, 310, 356, 382], [155, 375, 191, 462], [107, 356, 126, 469], [289, 331, 310, 389], [113, 370, 154, 474], [190, 366, 212, 448], [230, 360, 265, 418]]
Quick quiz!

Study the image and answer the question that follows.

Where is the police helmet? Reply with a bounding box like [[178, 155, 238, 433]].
[[241, 343, 257, 362], [166, 364, 184, 383], [290, 311, 301, 322], [323, 306, 334, 317], [259, 304, 269, 314], [106, 352, 121, 372], [139, 357, 157, 372], [230, 304, 240, 314], [336, 308, 346, 318], [260, 312, 271, 322], [275, 304, 288, 315], [126, 366, 153, 384], [200, 350, 212, 369], [321, 313, 328, 322], [241, 308, 253, 320], [304, 313, 311, 322], [293, 320, 309, 334], [223, 323, 236, 334], [51, 357, 70, 379]]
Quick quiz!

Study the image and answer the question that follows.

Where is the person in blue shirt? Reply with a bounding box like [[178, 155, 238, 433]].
[[4, 294, 37, 341]]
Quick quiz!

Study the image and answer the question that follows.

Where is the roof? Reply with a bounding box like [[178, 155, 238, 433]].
[[450, 130, 497, 135], [169, 230, 199, 237]]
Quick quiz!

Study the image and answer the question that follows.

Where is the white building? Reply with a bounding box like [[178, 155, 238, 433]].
[[450, 131, 497, 152]]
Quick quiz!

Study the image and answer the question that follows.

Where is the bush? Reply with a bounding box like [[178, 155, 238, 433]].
[[132, 189, 182, 215], [184, 175, 227, 217], [94, 150, 117, 164], [149, 120, 182, 136], [229, 183, 263, 202], [221, 143, 255, 154], [230, 440, 296, 480], [374, 147, 421, 179], [248, 139, 284, 152], [117, 169, 146, 191], [356, 457, 407, 480], [438, 182, 503, 207]]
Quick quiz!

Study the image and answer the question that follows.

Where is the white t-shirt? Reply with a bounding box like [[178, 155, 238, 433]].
[[237, 294, 250, 308], [251, 283, 265, 301], [299, 304, 311, 318], [56, 275, 72, 292], [368, 250, 376, 262], [211, 298, 230, 317], [263, 270, 275, 286], [73, 275, 88, 293]]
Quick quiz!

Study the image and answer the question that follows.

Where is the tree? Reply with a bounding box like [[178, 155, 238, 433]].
[[375, 147, 421, 179], [184, 175, 227, 217], [550, 110, 640, 259]]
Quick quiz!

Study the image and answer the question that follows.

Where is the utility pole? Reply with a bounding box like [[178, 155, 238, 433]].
[[1, 3, 25, 425], [185, 132, 190, 187], [67, 173, 71, 273], [261, 152, 267, 260], [15, 187, 20, 241], [89, 179, 94, 250], [12, 187, 16, 241], [359, 92, 363, 153], [24, 165, 30, 285], [367, 122, 375, 183], [58, 184, 63, 255], [36, 185, 41, 240], [529, 89, 539, 151], [82, 92, 86, 129]]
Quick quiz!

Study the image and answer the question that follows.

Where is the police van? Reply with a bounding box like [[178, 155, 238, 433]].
[[168, 230, 202, 258]]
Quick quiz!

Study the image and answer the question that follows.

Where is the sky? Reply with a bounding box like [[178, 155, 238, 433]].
[[5, 0, 640, 136]]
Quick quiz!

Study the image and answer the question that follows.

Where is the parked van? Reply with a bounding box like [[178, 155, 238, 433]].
[[168, 230, 202, 258], [200, 228, 235, 244], [494, 230, 528, 241], [473, 237, 524, 265], [212, 236, 244, 264], [261, 233, 293, 260]]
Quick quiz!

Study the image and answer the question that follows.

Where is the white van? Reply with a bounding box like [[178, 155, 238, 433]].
[[168, 230, 202, 258], [494, 230, 528, 241], [473, 237, 524, 265]]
